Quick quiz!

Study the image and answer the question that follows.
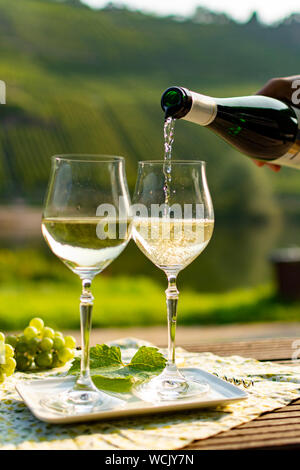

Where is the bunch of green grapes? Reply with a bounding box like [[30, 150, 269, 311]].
[[5, 318, 76, 372], [0, 332, 16, 383]]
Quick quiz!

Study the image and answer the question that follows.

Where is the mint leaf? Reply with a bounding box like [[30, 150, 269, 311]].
[[68, 344, 166, 393]]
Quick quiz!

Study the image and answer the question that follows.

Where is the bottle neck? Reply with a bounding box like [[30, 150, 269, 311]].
[[161, 87, 217, 126], [183, 91, 217, 126], [162, 87, 300, 130], [186, 93, 300, 130]]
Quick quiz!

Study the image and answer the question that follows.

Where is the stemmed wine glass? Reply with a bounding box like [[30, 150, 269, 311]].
[[132, 160, 214, 401], [41, 155, 131, 413]]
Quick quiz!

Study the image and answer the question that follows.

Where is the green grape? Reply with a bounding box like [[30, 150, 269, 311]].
[[16, 354, 32, 371], [40, 337, 53, 352], [3, 357, 16, 376], [29, 318, 44, 331], [16, 340, 28, 353], [53, 336, 65, 350], [58, 348, 74, 363], [42, 327, 55, 339], [6, 335, 17, 348], [28, 337, 41, 354], [36, 352, 53, 368], [24, 326, 38, 341], [5, 344, 14, 359], [0, 319, 77, 374], [54, 331, 64, 339], [51, 353, 64, 368], [64, 336, 76, 349]]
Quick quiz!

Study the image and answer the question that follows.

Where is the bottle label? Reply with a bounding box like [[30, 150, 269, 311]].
[[183, 93, 217, 126], [273, 107, 300, 168]]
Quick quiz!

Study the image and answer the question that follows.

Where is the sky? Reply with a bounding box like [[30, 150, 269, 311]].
[[83, 0, 300, 24]]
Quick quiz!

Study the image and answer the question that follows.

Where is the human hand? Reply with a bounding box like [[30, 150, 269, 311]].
[[254, 75, 300, 171], [252, 160, 281, 172], [256, 75, 300, 108]]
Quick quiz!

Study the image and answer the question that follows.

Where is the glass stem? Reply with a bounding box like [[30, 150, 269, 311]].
[[165, 274, 179, 372], [74, 278, 95, 392]]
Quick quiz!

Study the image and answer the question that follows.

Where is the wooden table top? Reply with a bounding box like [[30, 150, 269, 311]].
[[178, 338, 300, 450]]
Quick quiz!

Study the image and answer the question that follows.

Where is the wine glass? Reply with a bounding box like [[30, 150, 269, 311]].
[[41, 154, 131, 413], [132, 160, 214, 401]]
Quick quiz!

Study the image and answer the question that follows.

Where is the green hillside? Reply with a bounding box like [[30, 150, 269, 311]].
[[0, 0, 299, 218]]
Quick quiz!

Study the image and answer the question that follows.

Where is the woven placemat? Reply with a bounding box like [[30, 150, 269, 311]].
[[0, 338, 300, 450]]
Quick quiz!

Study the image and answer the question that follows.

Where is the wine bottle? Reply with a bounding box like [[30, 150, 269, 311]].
[[161, 87, 300, 169]]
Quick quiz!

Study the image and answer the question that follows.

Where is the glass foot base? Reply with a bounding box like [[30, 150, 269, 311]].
[[40, 388, 124, 415], [134, 370, 210, 403]]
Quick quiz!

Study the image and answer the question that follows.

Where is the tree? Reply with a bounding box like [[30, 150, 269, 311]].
[[192, 6, 232, 24]]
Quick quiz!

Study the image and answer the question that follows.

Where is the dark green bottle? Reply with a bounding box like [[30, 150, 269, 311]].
[[161, 86, 300, 169]]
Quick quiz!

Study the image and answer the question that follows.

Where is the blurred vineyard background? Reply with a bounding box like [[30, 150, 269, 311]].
[[1, 0, 300, 329]]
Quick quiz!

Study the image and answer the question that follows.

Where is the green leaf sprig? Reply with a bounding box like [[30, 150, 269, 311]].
[[68, 344, 166, 393]]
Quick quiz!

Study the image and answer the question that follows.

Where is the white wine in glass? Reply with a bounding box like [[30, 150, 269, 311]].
[[42, 218, 129, 278], [41, 155, 131, 413], [132, 160, 214, 402], [134, 218, 213, 273]]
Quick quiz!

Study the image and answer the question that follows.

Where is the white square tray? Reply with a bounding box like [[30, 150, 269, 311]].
[[16, 367, 248, 424]]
